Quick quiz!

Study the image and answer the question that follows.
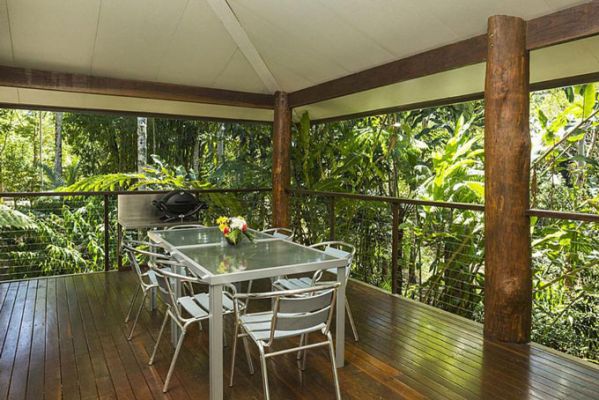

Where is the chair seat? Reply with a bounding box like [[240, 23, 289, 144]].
[[193, 292, 235, 313], [176, 291, 239, 319], [177, 296, 209, 319], [272, 277, 313, 290], [240, 312, 325, 342]]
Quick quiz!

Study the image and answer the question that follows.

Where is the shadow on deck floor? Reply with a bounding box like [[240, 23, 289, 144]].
[[0, 271, 597, 399]]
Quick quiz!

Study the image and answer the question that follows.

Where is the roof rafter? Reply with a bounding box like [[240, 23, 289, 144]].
[[206, 0, 280, 93], [288, 1, 599, 108], [0, 65, 274, 109]]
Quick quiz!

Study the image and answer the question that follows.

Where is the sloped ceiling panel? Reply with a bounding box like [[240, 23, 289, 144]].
[[155, 0, 267, 93], [7, 0, 101, 73], [0, 0, 13, 65], [227, 0, 589, 92], [0, 0, 595, 121], [91, 0, 191, 81], [296, 36, 599, 121]]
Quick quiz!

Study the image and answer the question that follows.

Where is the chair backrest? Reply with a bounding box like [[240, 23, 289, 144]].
[[150, 263, 198, 320], [166, 224, 206, 230], [122, 243, 162, 289], [309, 241, 355, 282], [262, 227, 294, 240], [239, 283, 339, 346]]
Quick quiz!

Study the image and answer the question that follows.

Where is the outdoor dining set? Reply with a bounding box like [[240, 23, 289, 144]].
[[122, 224, 359, 400]]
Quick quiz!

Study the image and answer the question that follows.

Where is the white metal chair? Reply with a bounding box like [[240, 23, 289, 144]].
[[244, 227, 295, 305], [229, 283, 342, 400], [261, 227, 294, 240], [123, 241, 174, 341], [272, 241, 359, 341], [148, 262, 239, 393], [165, 224, 207, 230]]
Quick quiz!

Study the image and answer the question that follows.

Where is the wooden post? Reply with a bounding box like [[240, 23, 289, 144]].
[[103, 194, 110, 272], [272, 91, 292, 227], [484, 15, 532, 343], [391, 203, 400, 295]]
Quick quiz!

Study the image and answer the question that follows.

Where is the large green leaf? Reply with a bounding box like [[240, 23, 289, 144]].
[[0, 205, 35, 229], [582, 83, 596, 118]]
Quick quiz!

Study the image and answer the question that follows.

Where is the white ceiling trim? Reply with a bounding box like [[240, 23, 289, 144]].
[[206, 0, 279, 93]]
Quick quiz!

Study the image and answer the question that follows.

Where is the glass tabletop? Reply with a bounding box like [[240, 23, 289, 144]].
[[176, 239, 338, 275], [151, 226, 272, 247]]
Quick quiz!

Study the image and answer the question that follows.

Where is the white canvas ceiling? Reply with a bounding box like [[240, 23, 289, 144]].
[[0, 0, 596, 121]]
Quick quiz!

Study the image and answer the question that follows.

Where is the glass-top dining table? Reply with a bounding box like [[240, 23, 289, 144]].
[[148, 226, 348, 400]]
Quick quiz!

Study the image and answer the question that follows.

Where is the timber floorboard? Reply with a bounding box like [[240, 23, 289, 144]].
[[0, 271, 597, 400]]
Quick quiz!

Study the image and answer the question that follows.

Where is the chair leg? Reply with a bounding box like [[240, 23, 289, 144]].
[[296, 334, 305, 361], [301, 333, 309, 371], [229, 321, 240, 387], [326, 332, 342, 400], [245, 280, 253, 309], [149, 311, 170, 365], [163, 329, 187, 393], [257, 344, 270, 400], [346, 301, 359, 342], [243, 336, 255, 375], [128, 290, 148, 340], [125, 285, 141, 323]]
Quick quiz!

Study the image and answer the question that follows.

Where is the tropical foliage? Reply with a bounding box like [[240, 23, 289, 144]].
[[0, 83, 597, 362]]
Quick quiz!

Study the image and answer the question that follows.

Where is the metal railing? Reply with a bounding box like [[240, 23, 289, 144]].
[[0, 188, 271, 281], [288, 189, 485, 319], [288, 188, 598, 361]]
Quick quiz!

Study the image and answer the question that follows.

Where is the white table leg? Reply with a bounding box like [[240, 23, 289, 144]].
[[149, 241, 157, 310], [170, 265, 183, 346], [336, 266, 346, 367], [209, 284, 224, 400]]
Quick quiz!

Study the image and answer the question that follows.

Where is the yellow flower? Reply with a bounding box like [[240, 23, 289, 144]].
[[216, 216, 229, 225]]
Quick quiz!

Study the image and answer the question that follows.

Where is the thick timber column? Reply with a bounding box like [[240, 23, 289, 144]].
[[272, 91, 292, 227], [484, 15, 532, 343]]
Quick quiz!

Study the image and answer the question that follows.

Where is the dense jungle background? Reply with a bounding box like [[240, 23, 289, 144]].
[[0, 83, 597, 362]]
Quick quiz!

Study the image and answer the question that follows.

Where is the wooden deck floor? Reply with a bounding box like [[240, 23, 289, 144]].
[[0, 271, 597, 400]]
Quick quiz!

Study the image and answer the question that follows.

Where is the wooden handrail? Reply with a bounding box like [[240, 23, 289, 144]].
[[289, 188, 599, 223], [0, 187, 271, 274], [288, 188, 485, 211], [526, 209, 599, 223], [0, 188, 271, 198]]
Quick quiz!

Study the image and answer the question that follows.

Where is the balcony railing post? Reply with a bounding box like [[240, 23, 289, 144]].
[[103, 194, 110, 272], [329, 196, 336, 241], [391, 202, 400, 295]]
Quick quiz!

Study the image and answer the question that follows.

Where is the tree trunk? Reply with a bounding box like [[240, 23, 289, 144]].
[[151, 118, 156, 156], [54, 112, 63, 185], [192, 128, 201, 174], [38, 111, 43, 190], [137, 117, 147, 173], [217, 123, 225, 165]]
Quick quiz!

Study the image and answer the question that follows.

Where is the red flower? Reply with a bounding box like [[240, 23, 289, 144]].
[[223, 226, 230, 234], [241, 223, 247, 233]]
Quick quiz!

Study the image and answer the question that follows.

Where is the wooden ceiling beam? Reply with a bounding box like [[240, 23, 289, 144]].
[[0, 65, 274, 109], [288, 2, 599, 108], [526, 1, 599, 50]]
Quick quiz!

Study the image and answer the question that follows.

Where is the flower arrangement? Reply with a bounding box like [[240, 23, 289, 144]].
[[216, 216, 254, 245]]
